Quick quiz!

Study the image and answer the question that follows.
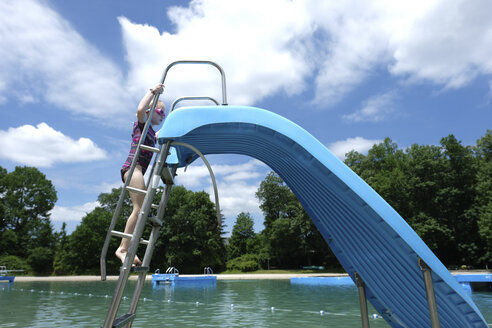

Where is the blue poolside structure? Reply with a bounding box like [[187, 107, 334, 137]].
[[455, 274, 492, 294], [0, 276, 15, 285], [157, 105, 489, 328], [291, 276, 354, 286], [0, 266, 15, 289], [151, 274, 217, 287], [290, 274, 492, 294], [152, 267, 217, 287]]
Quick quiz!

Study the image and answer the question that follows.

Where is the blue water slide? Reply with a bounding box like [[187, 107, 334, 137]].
[[158, 105, 487, 328]]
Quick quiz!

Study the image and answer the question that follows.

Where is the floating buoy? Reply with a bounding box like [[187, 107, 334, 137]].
[[271, 307, 275, 312], [320, 310, 325, 315], [372, 314, 379, 319], [230, 304, 235, 308], [167, 299, 171, 303], [195, 301, 200, 306]]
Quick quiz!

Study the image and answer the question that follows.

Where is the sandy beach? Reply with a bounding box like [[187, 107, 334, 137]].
[[11, 270, 490, 282], [12, 273, 348, 282]]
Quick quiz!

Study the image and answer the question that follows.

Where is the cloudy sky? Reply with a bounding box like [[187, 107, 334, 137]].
[[0, 0, 491, 234]]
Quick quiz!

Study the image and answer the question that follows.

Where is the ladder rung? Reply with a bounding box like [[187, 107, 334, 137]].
[[140, 145, 160, 153], [110, 231, 149, 245], [112, 313, 136, 328], [161, 167, 174, 185], [130, 266, 149, 273], [148, 216, 162, 227], [151, 204, 159, 209], [125, 186, 147, 195]]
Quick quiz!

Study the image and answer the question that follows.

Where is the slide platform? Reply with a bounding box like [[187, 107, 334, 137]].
[[158, 105, 488, 327]]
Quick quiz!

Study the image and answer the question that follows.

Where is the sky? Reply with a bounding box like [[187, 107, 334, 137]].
[[0, 0, 491, 235]]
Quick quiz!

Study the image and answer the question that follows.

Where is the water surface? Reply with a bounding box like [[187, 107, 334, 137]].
[[1, 280, 490, 327]]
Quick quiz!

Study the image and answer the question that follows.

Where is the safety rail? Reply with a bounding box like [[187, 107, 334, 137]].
[[161, 60, 227, 106], [170, 96, 220, 113], [166, 267, 180, 275]]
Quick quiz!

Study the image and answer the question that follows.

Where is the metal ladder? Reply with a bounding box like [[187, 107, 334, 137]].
[[99, 60, 227, 328]]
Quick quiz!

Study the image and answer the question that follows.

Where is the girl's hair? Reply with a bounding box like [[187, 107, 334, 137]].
[[149, 99, 165, 110], [146, 99, 165, 116]]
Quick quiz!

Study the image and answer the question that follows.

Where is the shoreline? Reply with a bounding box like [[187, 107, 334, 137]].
[[13, 273, 347, 282], [10, 270, 490, 282]]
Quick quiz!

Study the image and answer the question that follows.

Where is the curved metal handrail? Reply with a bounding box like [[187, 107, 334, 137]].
[[165, 267, 179, 275], [171, 141, 222, 227], [170, 96, 220, 113], [159, 60, 228, 105]]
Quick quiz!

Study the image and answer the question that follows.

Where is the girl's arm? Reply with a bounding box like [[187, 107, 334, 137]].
[[137, 83, 164, 123]]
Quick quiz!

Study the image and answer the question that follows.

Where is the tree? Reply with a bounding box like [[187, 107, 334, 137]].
[[228, 212, 256, 259], [345, 135, 488, 267], [0, 166, 57, 260], [154, 186, 226, 273], [255, 171, 336, 268], [55, 207, 122, 275], [255, 172, 297, 231], [474, 130, 492, 265], [0, 166, 8, 231]]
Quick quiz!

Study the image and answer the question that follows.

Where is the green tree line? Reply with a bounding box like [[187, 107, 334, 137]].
[[0, 131, 490, 274]]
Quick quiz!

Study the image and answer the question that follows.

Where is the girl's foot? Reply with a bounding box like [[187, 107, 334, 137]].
[[115, 247, 142, 266]]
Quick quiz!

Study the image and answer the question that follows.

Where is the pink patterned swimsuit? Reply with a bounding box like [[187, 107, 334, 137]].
[[120, 121, 156, 182]]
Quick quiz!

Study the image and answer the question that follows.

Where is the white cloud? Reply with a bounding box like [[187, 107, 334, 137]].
[[172, 158, 267, 220], [118, 0, 314, 105], [343, 92, 396, 122], [388, 0, 492, 88], [208, 181, 261, 218], [50, 201, 99, 222], [0, 0, 133, 124], [0, 123, 107, 167], [311, 0, 492, 102], [117, 0, 492, 111], [2, 0, 490, 127], [328, 137, 383, 160], [174, 159, 266, 187]]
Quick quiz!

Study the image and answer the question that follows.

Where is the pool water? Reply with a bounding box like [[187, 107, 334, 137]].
[[1, 280, 491, 327]]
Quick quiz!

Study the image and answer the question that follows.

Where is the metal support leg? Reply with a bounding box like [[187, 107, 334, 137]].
[[355, 272, 370, 328], [419, 258, 441, 328]]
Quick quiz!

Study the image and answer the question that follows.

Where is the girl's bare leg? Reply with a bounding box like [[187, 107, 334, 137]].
[[116, 165, 145, 266]]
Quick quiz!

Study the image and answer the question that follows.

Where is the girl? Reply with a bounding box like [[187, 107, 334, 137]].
[[116, 83, 165, 266]]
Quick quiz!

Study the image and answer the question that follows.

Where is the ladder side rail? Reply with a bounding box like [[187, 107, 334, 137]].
[[100, 92, 163, 280], [160, 60, 228, 105], [101, 142, 171, 328], [125, 165, 177, 327]]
